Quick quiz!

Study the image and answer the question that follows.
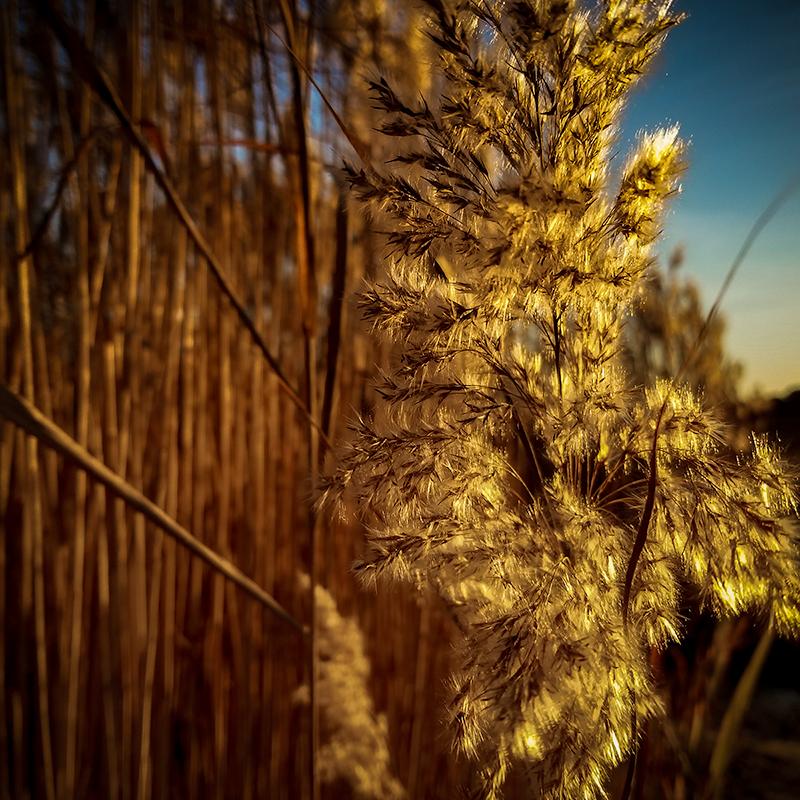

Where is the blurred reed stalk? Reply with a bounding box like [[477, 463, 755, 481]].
[[0, 0, 469, 797]]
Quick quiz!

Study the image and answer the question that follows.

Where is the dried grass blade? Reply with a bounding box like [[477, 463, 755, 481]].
[[0, 382, 304, 631], [267, 1, 373, 169], [706, 628, 775, 800], [12, 132, 98, 265], [4, 9, 56, 794]]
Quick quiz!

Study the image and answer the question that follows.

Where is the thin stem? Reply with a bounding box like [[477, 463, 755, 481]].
[[0, 382, 305, 631]]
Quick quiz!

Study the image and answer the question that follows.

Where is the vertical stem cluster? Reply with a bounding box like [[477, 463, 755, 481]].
[[0, 0, 379, 796]]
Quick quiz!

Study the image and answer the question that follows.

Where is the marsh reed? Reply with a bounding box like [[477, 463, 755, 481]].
[[2, 1, 798, 799], [0, 0, 464, 797]]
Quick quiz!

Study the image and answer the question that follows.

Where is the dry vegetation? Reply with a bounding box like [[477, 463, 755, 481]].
[[1, 1, 798, 799], [0, 0, 459, 797]]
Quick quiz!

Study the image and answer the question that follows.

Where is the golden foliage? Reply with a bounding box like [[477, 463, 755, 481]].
[[326, 1, 800, 797]]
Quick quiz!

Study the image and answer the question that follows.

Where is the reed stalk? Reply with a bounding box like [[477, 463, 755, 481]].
[[5, 7, 56, 796], [60, 0, 94, 785]]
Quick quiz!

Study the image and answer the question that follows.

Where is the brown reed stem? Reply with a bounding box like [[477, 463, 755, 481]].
[[60, 0, 95, 791], [4, 7, 56, 796]]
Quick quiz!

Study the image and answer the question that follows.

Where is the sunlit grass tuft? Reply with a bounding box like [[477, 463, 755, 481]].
[[325, 1, 800, 797]]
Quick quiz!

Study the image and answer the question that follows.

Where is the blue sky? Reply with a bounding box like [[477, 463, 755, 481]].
[[620, 0, 800, 398]]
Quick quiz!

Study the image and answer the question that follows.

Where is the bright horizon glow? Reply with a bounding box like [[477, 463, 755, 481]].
[[621, 0, 800, 399]]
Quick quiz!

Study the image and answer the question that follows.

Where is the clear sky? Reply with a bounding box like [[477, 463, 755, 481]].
[[621, 0, 800, 399]]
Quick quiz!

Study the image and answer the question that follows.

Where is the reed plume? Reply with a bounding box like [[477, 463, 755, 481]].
[[295, 575, 406, 800], [323, 1, 800, 797]]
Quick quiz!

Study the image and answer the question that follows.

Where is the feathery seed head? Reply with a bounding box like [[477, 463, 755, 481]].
[[327, 1, 800, 796]]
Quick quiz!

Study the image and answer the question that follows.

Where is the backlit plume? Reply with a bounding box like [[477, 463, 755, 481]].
[[322, 1, 800, 797]]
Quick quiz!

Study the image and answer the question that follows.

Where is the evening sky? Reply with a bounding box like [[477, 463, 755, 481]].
[[622, 0, 800, 397]]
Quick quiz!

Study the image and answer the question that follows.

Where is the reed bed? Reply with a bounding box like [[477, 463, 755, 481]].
[[0, 0, 462, 797]]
